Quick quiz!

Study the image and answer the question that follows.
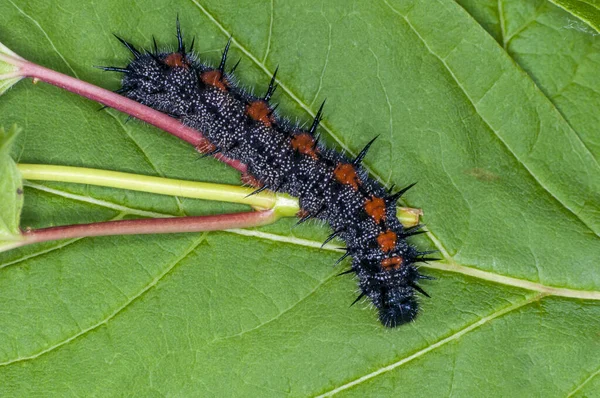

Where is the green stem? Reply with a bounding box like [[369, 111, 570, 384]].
[[17, 163, 421, 226], [17, 163, 299, 218]]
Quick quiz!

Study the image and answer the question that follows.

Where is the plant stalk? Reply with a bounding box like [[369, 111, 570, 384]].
[[17, 163, 296, 213], [0, 53, 247, 173], [3, 210, 276, 253]]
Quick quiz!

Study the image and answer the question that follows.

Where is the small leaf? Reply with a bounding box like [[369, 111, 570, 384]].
[[0, 41, 24, 95], [0, 125, 23, 240]]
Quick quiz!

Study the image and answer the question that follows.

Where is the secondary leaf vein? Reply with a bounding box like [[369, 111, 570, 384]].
[[0, 234, 207, 367], [315, 292, 545, 397], [383, 0, 600, 238]]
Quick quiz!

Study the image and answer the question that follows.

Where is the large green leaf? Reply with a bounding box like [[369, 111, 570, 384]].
[[0, 0, 598, 396]]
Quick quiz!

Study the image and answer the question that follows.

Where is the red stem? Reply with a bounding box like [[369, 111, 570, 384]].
[[17, 60, 247, 174], [0, 55, 277, 252], [20, 210, 275, 247]]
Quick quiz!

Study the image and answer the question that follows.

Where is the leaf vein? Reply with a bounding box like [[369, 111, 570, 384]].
[[383, 0, 600, 238], [567, 364, 600, 397], [229, 228, 600, 299], [310, 18, 332, 107], [7, 0, 78, 77], [12, 184, 600, 299], [0, 234, 207, 367], [261, 0, 274, 63], [107, 114, 187, 216], [209, 269, 336, 343], [315, 293, 545, 397]]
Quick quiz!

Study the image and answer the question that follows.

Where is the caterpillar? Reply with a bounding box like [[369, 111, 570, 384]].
[[100, 21, 435, 327]]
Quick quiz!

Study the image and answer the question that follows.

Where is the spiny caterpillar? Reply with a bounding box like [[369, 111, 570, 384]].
[[100, 21, 436, 327]]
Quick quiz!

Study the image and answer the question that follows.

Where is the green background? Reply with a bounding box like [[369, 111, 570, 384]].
[[0, 0, 599, 396]]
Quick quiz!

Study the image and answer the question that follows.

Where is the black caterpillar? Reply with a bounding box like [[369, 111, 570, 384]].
[[101, 21, 435, 327]]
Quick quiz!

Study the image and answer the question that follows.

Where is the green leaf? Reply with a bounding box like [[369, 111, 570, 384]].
[[0, 41, 24, 96], [0, 125, 23, 240], [0, 0, 598, 396]]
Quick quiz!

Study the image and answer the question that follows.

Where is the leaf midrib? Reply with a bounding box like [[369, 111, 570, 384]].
[[16, 182, 600, 299]]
